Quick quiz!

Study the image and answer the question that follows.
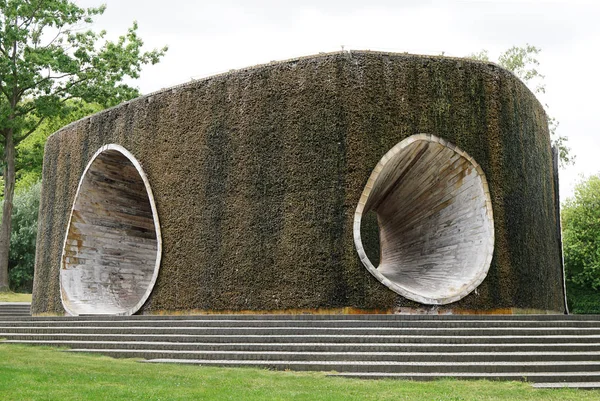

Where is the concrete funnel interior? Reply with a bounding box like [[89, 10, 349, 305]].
[[60, 144, 161, 316], [354, 134, 495, 305]]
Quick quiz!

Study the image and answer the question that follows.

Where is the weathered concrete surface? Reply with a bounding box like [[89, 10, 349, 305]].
[[32, 51, 565, 315]]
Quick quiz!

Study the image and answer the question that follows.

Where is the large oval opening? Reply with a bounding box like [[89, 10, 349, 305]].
[[60, 144, 161, 315], [354, 134, 494, 305]]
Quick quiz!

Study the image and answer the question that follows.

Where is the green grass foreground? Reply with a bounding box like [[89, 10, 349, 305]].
[[0, 344, 599, 400], [0, 292, 32, 302]]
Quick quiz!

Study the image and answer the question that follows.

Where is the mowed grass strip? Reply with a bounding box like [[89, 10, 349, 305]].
[[0, 344, 598, 401], [0, 292, 32, 302]]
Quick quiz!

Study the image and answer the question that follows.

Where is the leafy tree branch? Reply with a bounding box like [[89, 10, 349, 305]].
[[467, 44, 574, 167], [0, 0, 167, 291]]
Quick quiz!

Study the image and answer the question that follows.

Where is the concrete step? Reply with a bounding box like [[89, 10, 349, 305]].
[[532, 382, 600, 389], [139, 358, 600, 374], [2, 318, 600, 328], [3, 332, 600, 344], [2, 326, 599, 336], [3, 312, 600, 388], [0, 313, 30, 317], [5, 339, 600, 353], [0, 313, 30, 316], [58, 348, 600, 363], [331, 372, 600, 383], [6, 313, 600, 321], [0, 303, 31, 317]]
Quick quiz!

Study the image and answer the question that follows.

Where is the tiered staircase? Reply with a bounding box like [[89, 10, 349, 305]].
[[0, 302, 30, 317], [1, 313, 599, 388]]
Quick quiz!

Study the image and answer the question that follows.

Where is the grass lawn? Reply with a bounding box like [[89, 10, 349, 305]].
[[0, 292, 32, 302], [0, 344, 598, 400]]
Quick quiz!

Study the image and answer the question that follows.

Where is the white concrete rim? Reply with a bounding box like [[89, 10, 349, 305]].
[[353, 133, 495, 305], [59, 143, 162, 316]]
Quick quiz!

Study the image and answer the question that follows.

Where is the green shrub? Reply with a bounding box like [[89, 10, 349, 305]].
[[562, 174, 600, 313], [5, 181, 41, 292], [567, 284, 600, 314]]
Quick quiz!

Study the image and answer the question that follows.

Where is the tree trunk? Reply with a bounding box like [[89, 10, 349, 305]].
[[0, 129, 15, 292]]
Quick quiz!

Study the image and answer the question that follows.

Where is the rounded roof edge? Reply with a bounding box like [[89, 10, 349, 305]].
[[45, 50, 542, 143]]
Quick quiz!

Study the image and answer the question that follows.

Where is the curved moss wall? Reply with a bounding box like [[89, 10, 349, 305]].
[[32, 51, 565, 314]]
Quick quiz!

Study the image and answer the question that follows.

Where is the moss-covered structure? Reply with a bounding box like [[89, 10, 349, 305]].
[[32, 51, 566, 315]]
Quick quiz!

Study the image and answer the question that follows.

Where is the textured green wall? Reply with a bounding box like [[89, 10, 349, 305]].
[[31, 51, 565, 314]]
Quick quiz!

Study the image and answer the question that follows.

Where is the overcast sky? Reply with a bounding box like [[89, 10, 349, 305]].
[[78, 0, 599, 202]]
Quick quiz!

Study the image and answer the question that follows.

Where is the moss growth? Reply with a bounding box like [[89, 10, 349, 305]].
[[32, 51, 564, 314]]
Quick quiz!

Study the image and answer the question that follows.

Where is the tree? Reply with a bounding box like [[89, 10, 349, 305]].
[[13, 100, 101, 194], [0, 100, 101, 292], [0, 1, 167, 291], [562, 174, 600, 313], [562, 174, 600, 289], [467, 45, 573, 167], [0, 100, 102, 199]]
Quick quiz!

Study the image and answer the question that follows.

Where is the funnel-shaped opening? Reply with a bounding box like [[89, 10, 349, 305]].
[[354, 134, 494, 305], [60, 144, 161, 315]]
